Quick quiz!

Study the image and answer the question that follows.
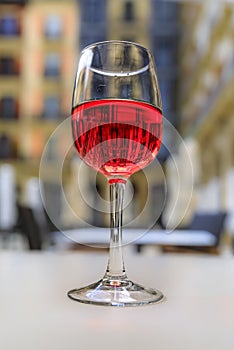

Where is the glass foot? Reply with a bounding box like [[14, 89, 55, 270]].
[[67, 277, 164, 307]]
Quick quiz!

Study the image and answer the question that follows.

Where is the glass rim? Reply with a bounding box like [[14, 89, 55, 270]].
[[80, 39, 152, 55]]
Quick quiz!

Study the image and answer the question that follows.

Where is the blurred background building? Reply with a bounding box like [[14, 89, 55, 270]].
[[0, 0, 233, 251], [179, 1, 234, 235]]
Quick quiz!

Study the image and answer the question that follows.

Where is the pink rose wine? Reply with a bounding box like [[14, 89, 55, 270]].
[[72, 99, 162, 181]]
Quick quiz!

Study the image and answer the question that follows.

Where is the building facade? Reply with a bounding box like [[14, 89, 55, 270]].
[[179, 1, 234, 233], [0, 0, 78, 169]]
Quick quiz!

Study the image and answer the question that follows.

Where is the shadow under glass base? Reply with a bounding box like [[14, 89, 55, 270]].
[[67, 277, 164, 307]]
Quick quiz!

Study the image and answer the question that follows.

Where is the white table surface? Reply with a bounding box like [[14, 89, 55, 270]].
[[0, 249, 234, 350]]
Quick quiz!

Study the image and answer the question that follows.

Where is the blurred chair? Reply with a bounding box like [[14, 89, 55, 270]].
[[134, 211, 227, 254], [17, 178, 55, 250], [189, 212, 227, 245], [17, 205, 43, 250], [162, 211, 227, 254]]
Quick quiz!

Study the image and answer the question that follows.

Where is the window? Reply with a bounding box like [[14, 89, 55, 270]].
[[159, 79, 176, 112], [44, 54, 61, 78], [0, 15, 20, 36], [44, 15, 62, 39], [0, 57, 19, 75], [81, 0, 105, 23], [43, 96, 60, 120], [155, 38, 177, 67], [80, 35, 106, 50], [0, 134, 13, 159], [124, 1, 134, 21], [0, 96, 18, 119], [152, 2, 178, 21]]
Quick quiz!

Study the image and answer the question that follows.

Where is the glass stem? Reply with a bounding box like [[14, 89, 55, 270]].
[[105, 181, 127, 280]]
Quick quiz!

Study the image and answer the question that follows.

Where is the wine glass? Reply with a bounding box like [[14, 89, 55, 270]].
[[68, 40, 163, 306]]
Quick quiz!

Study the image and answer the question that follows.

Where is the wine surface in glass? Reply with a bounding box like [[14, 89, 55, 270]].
[[72, 99, 162, 179]]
